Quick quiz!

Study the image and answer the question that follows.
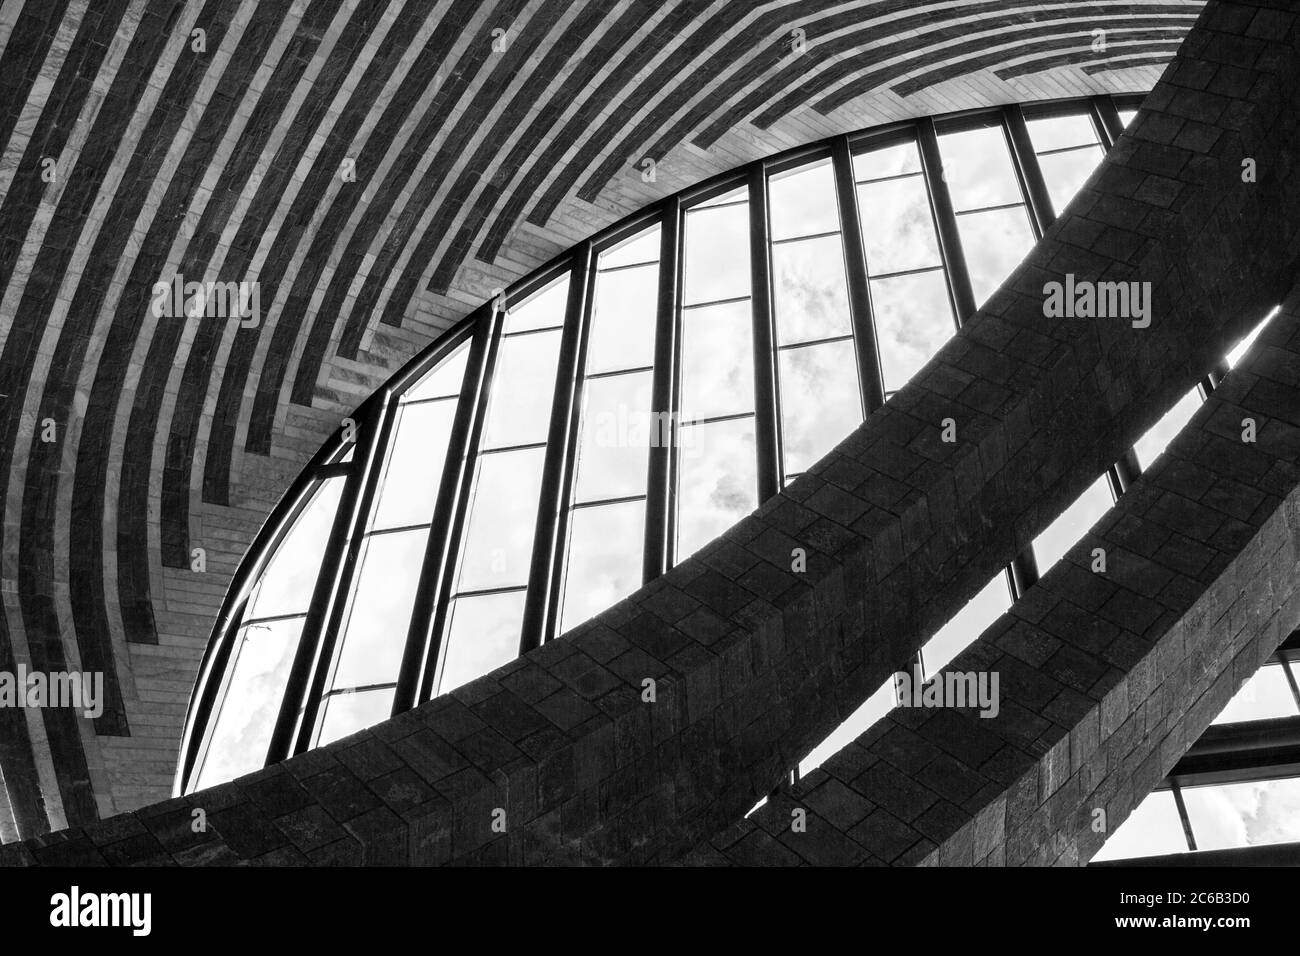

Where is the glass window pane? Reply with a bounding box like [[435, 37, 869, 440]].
[[1212, 663, 1299, 724], [852, 139, 921, 181], [870, 270, 956, 392], [317, 687, 395, 747], [481, 328, 561, 450], [195, 616, 305, 790], [799, 680, 894, 777], [923, 573, 1011, 676], [1134, 387, 1202, 470], [330, 528, 427, 689], [503, 275, 569, 333], [1033, 475, 1113, 572], [771, 234, 852, 345], [683, 201, 751, 305], [248, 477, 343, 620], [559, 500, 645, 633], [695, 184, 746, 209], [1182, 777, 1300, 852], [457, 447, 546, 591], [677, 416, 757, 559], [370, 398, 455, 531], [858, 176, 942, 276], [1091, 789, 1188, 861], [1026, 113, 1099, 152], [574, 371, 653, 503], [601, 225, 660, 270], [681, 300, 754, 422], [587, 262, 659, 374], [938, 125, 1023, 211], [778, 339, 861, 475], [438, 590, 527, 694], [1228, 308, 1276, 368], [1037, 146, 1104, 215], [769, 159, 839, 241], [955, 205, 1036, 306], [1118, 108, 1138, 128], [404, 341, 469, 402]]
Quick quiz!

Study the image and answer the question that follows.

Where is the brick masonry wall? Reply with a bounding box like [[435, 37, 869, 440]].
[[683, 297, 1300, 866], [0, 0, 1194, 838], [3, 0, 1295, 865]]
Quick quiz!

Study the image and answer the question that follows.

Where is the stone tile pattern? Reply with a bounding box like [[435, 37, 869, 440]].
[[2, 0, 1296, 866], [0, 0, 1181, 838], [684, 298, 1300, 866]]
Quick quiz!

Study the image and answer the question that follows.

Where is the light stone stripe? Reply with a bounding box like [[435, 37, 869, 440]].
[[18, 1, 205, 759], [0, 0, 89, 321], [316, 0, 535, 374], [144, 0, 314, 631], [66, 0, 260, 738], [381, 0, 631, 327], [0, 0, 28, 61], [0, 3, 156, 826], [237, 0, 452, 457], [184, 0, 363, 532], [226, 0, 407, 486]]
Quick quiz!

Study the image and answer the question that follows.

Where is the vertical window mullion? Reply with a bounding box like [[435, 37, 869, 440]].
[[1003, 104, 1056, 236], [832, 136, 886, 414], [645, 198, 681, 583], [1092, 95, 1127, 149], [1280, 659, 1300, 712], [417, 305, 508, 702], [521, 243, 594, 652], [1171, 781, 1198, 851], [917, 118, 977, 327], [276, 395, 397, 761], [178, 596, 247, 792], [1004, 105, 1055, 595], [391, 316, 493, 715], [748, 162, 781, 502]]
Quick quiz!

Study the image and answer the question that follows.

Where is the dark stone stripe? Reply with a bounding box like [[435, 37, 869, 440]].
[[703, 2, 1188, 145], [364, 1, 614, 331], [65, 0, 240, 656], [0, 611, 50, 836], [240, 6, 436, 455], [109, 7, 294, 753], [813, 17, 1194, 114], [347, 0, 609, 345], [0, 0, 74, 290], [7, 1, 138, 828], [202, 0, 392, 507], [158, 0, 343, 565], [291, 0, 540, 403], [4, 0, 167, 769], [1083, 50, 1179, 74], [635, 0, 942, 178], [893, 26, 1190, 97], [518, 0, 754, 237], [465, 0, 686, 270], [403, 2, 615, 299], [995, 39, 1184, 80]]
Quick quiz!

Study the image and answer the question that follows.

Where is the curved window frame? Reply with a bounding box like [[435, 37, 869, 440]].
[[178, 93, 1145, 795]]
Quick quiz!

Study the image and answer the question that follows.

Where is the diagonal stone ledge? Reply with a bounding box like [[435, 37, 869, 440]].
[[685, 292, 1300, 866], [2, 0, 1299, 867]]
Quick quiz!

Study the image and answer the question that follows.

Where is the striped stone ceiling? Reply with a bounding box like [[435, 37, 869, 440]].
[[0, 0, 1202, 837]]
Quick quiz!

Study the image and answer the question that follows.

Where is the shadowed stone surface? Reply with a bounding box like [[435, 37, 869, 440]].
[[683, 295, 1300, 865]]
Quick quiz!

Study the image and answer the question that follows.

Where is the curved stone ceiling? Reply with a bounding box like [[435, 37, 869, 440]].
[[0, 0, 1200, 835]]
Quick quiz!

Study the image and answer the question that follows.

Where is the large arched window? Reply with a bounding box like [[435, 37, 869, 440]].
[[179, 94, 1151, 795]]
